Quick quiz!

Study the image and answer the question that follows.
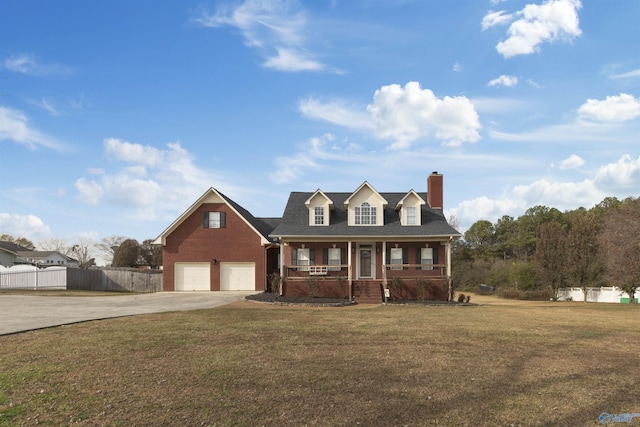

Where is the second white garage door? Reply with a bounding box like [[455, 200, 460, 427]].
[[220, 262, 255, 291], [175, 262, 210, 291]]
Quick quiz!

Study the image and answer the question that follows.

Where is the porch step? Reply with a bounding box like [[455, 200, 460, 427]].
[[353, 281, 383, 304]]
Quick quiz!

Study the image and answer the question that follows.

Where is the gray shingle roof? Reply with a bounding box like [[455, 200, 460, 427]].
[[216, 191, 281, 243], [270, 192, 460, 238]]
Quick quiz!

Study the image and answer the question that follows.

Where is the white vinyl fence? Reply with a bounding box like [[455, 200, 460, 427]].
[[0, 265, 67, 290], [557, 287, 639, 303]]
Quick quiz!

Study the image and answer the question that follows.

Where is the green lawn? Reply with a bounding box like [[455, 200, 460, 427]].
[[1, 295, 638, 426]]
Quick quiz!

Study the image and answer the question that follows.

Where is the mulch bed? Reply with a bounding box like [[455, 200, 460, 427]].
[[385, 299, 478, 306], [245, 293, 477, 307], [245, 292, 355, 307]]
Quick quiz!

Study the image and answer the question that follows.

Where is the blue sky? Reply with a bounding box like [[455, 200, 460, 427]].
[[1, 0, 639, 264]]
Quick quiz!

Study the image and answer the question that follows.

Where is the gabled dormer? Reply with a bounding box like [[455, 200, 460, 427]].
[[305, 189, 333, 226], [395, 190, 426, 226], [343, 182, 388, 226]]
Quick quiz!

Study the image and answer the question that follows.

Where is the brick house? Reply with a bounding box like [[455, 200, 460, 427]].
[[270, 172, 461, 302], [156, 172, 460, 301], [154, 188, 280, 291]]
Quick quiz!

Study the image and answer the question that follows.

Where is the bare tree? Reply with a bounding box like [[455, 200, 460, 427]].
[[0, 234, 35, 250], [37, 238, 71, 255], [70, 238, 95, 269], [447, 214, 460, 231], [95, 235, 127, 266], [599, 197, 640, 304]]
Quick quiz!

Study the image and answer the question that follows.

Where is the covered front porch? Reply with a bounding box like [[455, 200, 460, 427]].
[[276, 239, 454, 302]]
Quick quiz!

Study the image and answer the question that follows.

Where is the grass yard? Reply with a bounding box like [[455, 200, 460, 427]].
[[0, 295, 638, 426]]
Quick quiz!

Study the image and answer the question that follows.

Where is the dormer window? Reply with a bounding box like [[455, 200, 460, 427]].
[[406, 206, 417, 225], [395, 190, 425, 226], [314, 207, 324, 225], [355, 202, 376, 225], [306, 189, 333, 226]]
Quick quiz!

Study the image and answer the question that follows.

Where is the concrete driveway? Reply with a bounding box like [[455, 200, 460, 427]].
[[0, 291, 254, 335]]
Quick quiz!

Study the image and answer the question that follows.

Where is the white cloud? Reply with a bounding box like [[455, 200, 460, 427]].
[[610, 68, 640, 80], [367, 82, 481, 148], [263, 47, 324, 72], [0, 106, 63, 150], [75, 178, 104, 205], [29, 98, 60, 116], [526, 79, 544, 89], [451, 154, 640, 228], [193, 0, 328, 72], [300, 82, 481, 149], [1, 53, 72, 76], [28, 95, 86, 116], [495, 0, 582, 58], [0, 213, 52, 241], [559, 154, 584, 170], [593, 154, 640, 191], [104, 137, 165, 167], [75, 138, 240, 221], [453, 62, 462, 72], [299, 98, 373, 131], [482, 10, 513, 30], [577, 93, 640, 123], [487, 75, 518, 87], [270, 133, 340, 184]]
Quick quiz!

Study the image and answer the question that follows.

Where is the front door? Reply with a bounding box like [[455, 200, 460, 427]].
[[359, 247, 373, 279]]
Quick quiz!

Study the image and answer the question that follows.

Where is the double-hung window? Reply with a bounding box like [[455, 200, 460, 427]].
[[390, 248, 403, 270], [355, 202, 376, 225], [406, 206, 417, 225], [203, 211, 226, 228], [314, 206, 324, 225], [421, 247, 433, 270], [328, 248, 341, 271], [297, 248, 311, 271]]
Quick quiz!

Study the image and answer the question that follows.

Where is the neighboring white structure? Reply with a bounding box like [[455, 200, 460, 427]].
[[557, 287, 640, 303], [16, 251, 79, 268]]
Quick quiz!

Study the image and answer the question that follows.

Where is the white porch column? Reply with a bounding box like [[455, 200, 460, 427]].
[[279, 241, 285, 295], [446, 239, 452, 278], [381, 240, 387, 285], [382, 240, 388, 302], [347, 241, 352, 301]]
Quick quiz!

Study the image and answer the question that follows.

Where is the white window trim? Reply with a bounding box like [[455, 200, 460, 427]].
[[328, 248, 341, 271], [314, 206, 324, 225], [421, 247, 433, 271], [208, 212, 222, 228], [298, 248, 310, 271], [355, 202, 377, 225], [390, 248, 402, 270], [406, 206, 417, 225]]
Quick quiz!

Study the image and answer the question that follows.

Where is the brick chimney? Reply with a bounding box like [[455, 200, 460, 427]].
[[427, 171, 443, 209]]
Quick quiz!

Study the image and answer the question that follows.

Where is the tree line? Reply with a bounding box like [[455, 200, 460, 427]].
[[453, 196, 640, 303], [0, 234, 162, 269]]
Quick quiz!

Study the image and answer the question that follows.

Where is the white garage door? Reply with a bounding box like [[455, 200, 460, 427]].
[[175, 263, 210, 291], [220, 263, 255, 291]]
